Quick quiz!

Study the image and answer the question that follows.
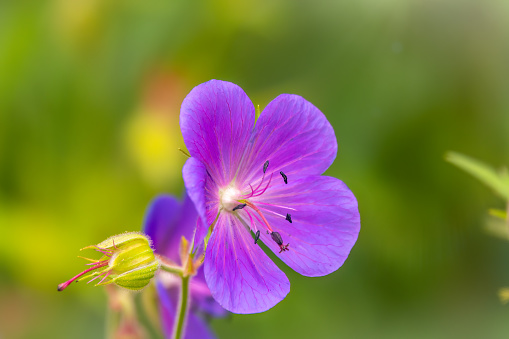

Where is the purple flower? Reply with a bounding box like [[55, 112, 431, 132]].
[[143, 194, 227, 339], [180, 80, 360, 314]]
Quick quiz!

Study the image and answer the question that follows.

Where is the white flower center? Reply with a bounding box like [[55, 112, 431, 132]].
[[220, 186, 241, 211]]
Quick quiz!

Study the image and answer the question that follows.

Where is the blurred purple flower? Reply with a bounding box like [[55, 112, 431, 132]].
[[180, 80, 361, 314], [143, 194, 227, 339]]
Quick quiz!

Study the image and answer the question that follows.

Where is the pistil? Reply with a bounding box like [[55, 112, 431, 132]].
[[57, 260, 109, 291], [221, 159, 292, 253]]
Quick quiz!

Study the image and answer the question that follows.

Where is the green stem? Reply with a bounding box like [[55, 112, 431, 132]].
[[506, 199, 509, 235], [173, 275, 190, 339], [156, 254, 184, 276], [105, 297, 118, 339]]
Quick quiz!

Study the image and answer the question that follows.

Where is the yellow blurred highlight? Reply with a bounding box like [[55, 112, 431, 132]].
[[498, 288, 509, 304], [489, 208, 508, 220], [51, 0, 108, 53], [124, 110, 185, 188], [0, 204, 76, 291]]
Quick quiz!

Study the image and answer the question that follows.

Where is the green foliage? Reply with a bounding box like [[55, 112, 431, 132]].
[[2, 0, 509, 338], [446, 151, 509, 201]]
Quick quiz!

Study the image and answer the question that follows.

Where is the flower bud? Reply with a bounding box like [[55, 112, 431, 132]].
[[58, 232, 159, 292]]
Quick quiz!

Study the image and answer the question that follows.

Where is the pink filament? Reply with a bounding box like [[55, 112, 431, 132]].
[[97, 271, 111, 285], [252, 173, 273, 197], [94, 247, 113, 257], [252, 200, 296, 211], [88, 270, 111, 285], [244, 209, 258, 232], [246, 201, 274, 233], [241, 184, 255, 199], [251, 169, 267, 194], [57, 260, 109, 291], [241, 170, 273, 199], [255, 205, 285, 218]]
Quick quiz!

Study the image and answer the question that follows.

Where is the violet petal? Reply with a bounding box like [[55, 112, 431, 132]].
[[238, 94, 337, 186], [190, 269, 229, 317], [252, 175, 360, 277], [182, 157, 215, 252], [204, 213, 290, 314], [180, 80, 255, 186], [143, 195, 181, 260]]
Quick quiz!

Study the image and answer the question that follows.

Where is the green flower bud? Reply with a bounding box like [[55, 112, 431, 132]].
[[58, 232, 159, 292]]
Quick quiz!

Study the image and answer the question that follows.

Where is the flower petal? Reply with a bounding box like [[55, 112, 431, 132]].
[[238, 94, 337, 186], [182, 158, 220, 250], [190, 269, 229, 318], [180, 80, 255, 186], [252, 175, 360, 277], [143, 193, 200, 261], [157, 281, 216, 339], [204, 213, 290, 314], [143, 195, 181, 259]]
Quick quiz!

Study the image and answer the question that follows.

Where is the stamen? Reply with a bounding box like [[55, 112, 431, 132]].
[[245, 209, 258, 232], [97, 271, 111, 285], [270, 232, 290, 253], [280, 171, 288, 184], [87, 272, 104, 284], [286, 213, 292, 223], [252, 173, 273, 197], [79, 256, 100, 263], [254, 201, 297, 211], [247, 209, 266, 234], [255, 205, 286, 218], [270, 232, 283, 245], [242, 165, 269, 198], [233, 203, 247, 211], [245, 201, 274, 233], [241, 184, 255, 199], [241, 160, 272, 199], [93, 247, 113, 257], [254, 230, 261, 244]]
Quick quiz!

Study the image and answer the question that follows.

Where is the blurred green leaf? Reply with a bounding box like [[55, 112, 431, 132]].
[[484, 214, 509, 240], [446, 151, 509, 200], [489, 208, 508, 220]]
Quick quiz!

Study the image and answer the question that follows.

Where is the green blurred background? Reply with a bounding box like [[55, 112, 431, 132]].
[[1, 0, 509, 338]]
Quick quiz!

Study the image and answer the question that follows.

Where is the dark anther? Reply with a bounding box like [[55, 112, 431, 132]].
[[232, 203, 247, 211], [270, 232, 290, 253], [254, 230, 261, 244], [263, 160, 269, 173], [270, 232, 283, 246], [286, 213, 292, 223], [280, 171, 288, 184]]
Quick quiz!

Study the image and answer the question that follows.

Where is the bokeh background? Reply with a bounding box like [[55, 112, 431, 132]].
[[1, 0, 509, 338]]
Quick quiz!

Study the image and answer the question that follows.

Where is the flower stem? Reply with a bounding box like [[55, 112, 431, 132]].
[[506, 199, 509, 235], [173, 275, 190, 339], [156, 254, 184, 276]]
